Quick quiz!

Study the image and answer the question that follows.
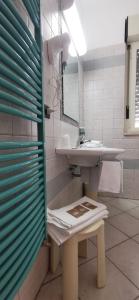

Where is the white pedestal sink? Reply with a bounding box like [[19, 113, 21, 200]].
[[56, 146, 125, 193], [56, 147, 125, 167]]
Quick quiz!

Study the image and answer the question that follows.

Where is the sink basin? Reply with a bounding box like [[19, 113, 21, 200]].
[[56, 147, 125, 167]]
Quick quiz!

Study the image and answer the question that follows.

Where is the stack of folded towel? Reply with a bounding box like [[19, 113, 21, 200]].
[[47, 196, 108, 245]]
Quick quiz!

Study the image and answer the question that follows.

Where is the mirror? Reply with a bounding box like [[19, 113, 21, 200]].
[[61, 18, 80, 126]]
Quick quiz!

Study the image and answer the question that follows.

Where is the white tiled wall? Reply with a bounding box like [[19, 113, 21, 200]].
[[83, 44, 139, 199], [41, 0, 82, 208]]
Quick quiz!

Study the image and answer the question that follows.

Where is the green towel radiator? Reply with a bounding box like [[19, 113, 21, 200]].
[[0, 1, 47, 299]]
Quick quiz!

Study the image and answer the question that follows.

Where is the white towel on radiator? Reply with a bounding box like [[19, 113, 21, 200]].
[[98, 161, 123, 193]]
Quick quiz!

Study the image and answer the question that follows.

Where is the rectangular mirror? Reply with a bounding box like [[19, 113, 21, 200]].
[[61, 17, 80, 126]]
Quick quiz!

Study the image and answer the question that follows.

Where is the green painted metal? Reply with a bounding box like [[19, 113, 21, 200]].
[[23, 0, 39, 28], [0, 91, 42, 115], [0, 77, 41, 108], [1, 1, 40, 60], [0, 37, 41, 85], [1, 211, 44, 265], [0, 163, 43, 187], [0, 26, 41, 78], [1, 229, 44, 288], [0, 178, 44, 213], [0, 141, 42, 149], [1, 233, 44, 300], [0, 171, 43, 201], [33, 0, 39, 14], [1, 192, 44, 240], [35, 3, 47, 241], [1, 178, 43, 213], [1, 12, 40, 68], [0, 201, 44, 253], [0, 103, 42, 122], [1, 222, 44, 278], [0, 51, 41, 93], [0, 1, 47, 299], [4, 0, 40, 54], [0, 63, 41, 100], [0, 149, 42, 161], [1, 186, 44, 226], [0, 157, 43, 174]]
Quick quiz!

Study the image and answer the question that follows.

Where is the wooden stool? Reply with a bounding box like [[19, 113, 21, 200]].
[[51, 220, 106, 300]]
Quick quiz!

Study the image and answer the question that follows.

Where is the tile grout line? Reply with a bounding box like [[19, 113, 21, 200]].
[[108, 205, 139, 216], [106, 255, 139, 290], [41, 254, 98, 287], [100, 198, 139, 212], [35, 249, 139, 300], [89, 236, 130, 252], [106, 218, 139, 238], [125, 210, 139, 221], [36, 199, 139, 299], [131, 237, 139, 245], [40, 237, 132, 287], [39, 230, 138, 292], [35, 273, 63, 300]]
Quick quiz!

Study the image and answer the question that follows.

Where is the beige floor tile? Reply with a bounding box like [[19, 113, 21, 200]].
[[127, 207, 139, 219], [90, 222, 128, 250], [36, 277, 62, 300], [36, 258, 139, 300], [98, 196, 114, 203], [44, 241, 97, 283], [130, 200, 139, 206], [133, 234, 139, 243], [105, 202, 122, 217], [79, 258, 139, 300], [79, 240, 97, 265], [44, 263, 62, 284], [98, 197, 122, 217], [108, 213, 139, 237], [104, 198, 139, 211], [107, 239, 139, 288]]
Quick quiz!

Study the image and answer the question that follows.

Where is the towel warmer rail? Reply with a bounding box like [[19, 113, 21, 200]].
[[0, 1, 46, 299]]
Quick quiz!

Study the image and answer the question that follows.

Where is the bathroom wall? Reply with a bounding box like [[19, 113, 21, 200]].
[[76, 0, 139, 50], [83, 43, 139, 200], [0, 1, 82, 300], [41, 1, 82, 211]]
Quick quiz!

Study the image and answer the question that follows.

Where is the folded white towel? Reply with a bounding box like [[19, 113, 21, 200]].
[[98, 161, 123, 193], [48, 210, 108, 245], [47, 196, 109, 244]]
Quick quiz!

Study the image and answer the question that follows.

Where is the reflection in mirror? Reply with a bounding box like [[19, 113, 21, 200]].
[[61, 18, 79, 126], [62, 56, 79, 123]]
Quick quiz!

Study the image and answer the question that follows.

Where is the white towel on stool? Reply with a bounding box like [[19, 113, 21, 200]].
[[98, 161, 123, 193]]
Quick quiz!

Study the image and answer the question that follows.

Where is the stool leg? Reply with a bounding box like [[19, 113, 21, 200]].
[[97, 223, 106, 288], [50, 239, 60, 273], [78, 239, 88, 258], [63, 237, 78, 300]]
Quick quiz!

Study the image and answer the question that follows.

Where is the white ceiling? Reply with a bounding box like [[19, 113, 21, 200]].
[[75, 0, 139, 51]]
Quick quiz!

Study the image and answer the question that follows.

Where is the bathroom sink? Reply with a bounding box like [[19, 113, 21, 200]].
[[56, 147, 125, 167]]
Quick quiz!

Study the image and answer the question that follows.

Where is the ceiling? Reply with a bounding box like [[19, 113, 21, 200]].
[[75, 0, 139, 51]]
